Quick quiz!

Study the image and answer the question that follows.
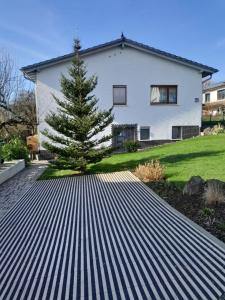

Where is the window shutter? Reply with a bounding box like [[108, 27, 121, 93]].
[[113, 86, 126, 105]]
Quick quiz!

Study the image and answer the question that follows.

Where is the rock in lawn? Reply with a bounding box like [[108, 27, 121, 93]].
[[205, 179, 225, 189], [204, 179, 225, 205], [183, 176, 205, 196]]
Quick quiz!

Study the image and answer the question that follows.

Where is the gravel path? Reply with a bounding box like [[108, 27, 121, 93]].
[[0, 161, 48, 219]]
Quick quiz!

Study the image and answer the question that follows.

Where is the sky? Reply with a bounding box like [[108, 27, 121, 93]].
[[1, 0, 225, 84]]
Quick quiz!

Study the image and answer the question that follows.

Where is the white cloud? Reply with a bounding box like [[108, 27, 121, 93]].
[[0, 38, 49, 60], [0, 22, 57, 48]]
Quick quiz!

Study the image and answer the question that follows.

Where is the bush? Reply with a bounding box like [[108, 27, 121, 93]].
[[212, 124, 225, 135], [203, 180, 225, 205], [134, 160, 165, 182], [203, 124, 225, 136], [2, 138, 30, 162], [124, 140, 140, 152]]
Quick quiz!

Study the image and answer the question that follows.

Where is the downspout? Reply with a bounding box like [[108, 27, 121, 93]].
[[201, 74, 212, 132], [202, 74, 212, 85]]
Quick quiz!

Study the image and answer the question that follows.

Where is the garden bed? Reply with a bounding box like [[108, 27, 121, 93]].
[[0, 160, 25, 185], [147, 181, 225, 243]]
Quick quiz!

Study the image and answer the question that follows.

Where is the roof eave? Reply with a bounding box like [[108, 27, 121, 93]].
[[21, 37, 218, 80]]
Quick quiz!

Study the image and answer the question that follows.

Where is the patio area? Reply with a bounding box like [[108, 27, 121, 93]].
[[1, 171, 225, 299]]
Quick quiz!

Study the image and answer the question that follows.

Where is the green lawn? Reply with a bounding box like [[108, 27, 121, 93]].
[[39, 135, 225, 186]]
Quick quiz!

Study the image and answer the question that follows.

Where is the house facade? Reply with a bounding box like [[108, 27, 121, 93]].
[[21, 36, 217, 152], [203, 82, 225, 104]]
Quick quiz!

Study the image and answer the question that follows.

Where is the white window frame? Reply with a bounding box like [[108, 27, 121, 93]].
[[217, 89, 225, 101], [205, 93, 210, 103], [139, 126, 150, 141]]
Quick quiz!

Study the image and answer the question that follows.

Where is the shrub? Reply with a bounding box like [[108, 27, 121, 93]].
[[203, 180, 225, 205], [124, 140, 140, 152], [216, 222, 225, 232], [134, 160, 165, 182], [203, 124, 225, 136], [2, 138, 30, 162], [212, 124, 225, 135], [203, 127, 212, 136]]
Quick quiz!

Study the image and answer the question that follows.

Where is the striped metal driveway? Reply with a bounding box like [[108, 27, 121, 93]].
[[1, 171, 225, 300]]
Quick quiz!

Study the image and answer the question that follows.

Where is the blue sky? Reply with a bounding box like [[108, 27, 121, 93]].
[[1, 0, 225, 82]]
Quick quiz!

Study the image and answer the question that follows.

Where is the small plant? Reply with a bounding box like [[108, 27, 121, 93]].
[[124, 140, 140, 152], [2, 137, 30, 162], [200, 207, 215, 226], [203, 180, 225, 206], [216, 222, 225, 232], [134, 160, 165, 182]]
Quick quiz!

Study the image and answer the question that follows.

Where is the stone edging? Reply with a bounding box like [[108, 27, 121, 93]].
[[0, 160, 25, 185]]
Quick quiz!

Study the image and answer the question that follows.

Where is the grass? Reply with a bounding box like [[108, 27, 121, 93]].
[[40, 168, 79, 180], [39, 135, 225, 186]]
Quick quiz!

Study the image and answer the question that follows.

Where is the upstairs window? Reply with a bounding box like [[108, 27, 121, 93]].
[[205, 93, 210, 103], [113, 85, 127, 105], [151, 85, 177, 104], [217, 89, 225, 100]]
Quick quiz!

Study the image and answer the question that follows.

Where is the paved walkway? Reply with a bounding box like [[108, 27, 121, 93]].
[[0, 161, 48, 219], [1, 171, 225, 299]]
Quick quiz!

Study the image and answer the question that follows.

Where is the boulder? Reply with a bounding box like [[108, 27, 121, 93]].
[[183, 176, 205, 196], [204, 179, 225, 205], [205, 179, 225, 190]]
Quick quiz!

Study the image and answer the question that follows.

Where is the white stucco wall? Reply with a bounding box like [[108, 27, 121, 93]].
[[203, 89, 224, 103], [35, 45, 202, 148]]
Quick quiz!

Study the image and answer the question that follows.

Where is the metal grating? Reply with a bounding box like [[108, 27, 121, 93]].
[[1, 171, 225, 300]]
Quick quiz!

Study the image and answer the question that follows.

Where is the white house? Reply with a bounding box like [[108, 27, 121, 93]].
[[21, 35, 217, 155], [203, 81, 225, 104]]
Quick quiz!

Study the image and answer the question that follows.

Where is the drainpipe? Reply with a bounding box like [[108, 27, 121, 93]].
[[201, 74, 212, 132], [202, 74, 212, 85]]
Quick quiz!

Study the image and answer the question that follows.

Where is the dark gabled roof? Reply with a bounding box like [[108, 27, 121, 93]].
[[21, 36, 218, 79], [203, 81, 225, 92]]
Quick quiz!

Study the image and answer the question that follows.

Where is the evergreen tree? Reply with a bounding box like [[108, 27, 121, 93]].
[[42, 39, 114, 172]]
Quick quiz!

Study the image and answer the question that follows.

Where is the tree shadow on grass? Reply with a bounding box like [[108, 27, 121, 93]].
[[88, 150, 224, 174], [88, 154, 160, 173], [160, 150, 224, 164]]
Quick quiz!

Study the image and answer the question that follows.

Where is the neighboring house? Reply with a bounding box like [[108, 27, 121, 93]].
[[203, 81, 225, 104], [21, 35, 217, 153]]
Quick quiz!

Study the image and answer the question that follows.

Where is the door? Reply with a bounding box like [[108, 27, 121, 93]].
[[112, 125, 137, 148]]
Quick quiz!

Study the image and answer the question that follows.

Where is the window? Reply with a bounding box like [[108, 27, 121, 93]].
[[172, 126, 199, 139], [140, 126, 150, 140], [217, 89, 225, 100], [172, 126, 182, 139], [205, 93, 210, 103], [151, 85, 177, 104], [113, 85, 127, 105]]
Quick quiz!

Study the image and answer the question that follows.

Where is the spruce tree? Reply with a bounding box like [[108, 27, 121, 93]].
[[42, 39, 114, 172]]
